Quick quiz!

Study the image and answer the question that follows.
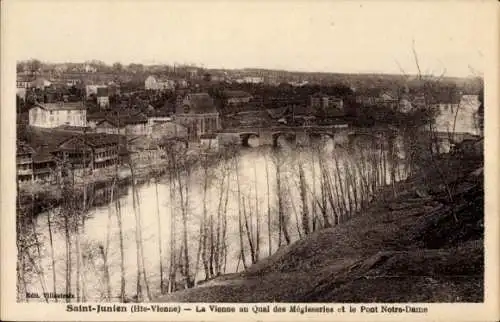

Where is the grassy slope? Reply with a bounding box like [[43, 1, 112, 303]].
[[156, 148, 484, 303]]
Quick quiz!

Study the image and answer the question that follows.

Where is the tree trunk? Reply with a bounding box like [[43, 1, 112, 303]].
[[46, 211, 58, 302], [253, 164, 260, 263], [298, 163, 310, 235], [276, 160, 291, 245], [155, 179, 165, 294], [235, 157, 247, 270], [264, 155, 272, 256]]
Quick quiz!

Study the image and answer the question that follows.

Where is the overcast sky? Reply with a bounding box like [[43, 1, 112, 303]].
[[5, 0, 491, 77]]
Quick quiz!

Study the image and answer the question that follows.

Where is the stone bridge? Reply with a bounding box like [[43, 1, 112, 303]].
[[218, 125, 354, 148], [217, 126, 480, 151]]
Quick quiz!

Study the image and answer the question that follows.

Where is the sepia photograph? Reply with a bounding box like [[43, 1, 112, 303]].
[[1, 0, 498, 321]]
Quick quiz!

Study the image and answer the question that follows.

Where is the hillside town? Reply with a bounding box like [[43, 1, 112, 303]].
[[16, 60, 483, 191]]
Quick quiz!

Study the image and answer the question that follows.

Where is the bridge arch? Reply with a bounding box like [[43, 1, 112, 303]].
[[272, 132, 297, 147], [239, 132, 260, 147]]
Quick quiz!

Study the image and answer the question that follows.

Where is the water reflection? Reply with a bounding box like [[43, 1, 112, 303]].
[[23, 134, 407, 302]]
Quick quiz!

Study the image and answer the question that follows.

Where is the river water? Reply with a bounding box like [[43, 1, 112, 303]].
[[20, 105, 480, 302]]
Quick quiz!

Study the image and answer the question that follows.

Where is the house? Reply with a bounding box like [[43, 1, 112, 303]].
[[96, 87, 110, 109], [94, 119, 125, 135], [32, 148, 60, 183], [174, 93, 220, 140], [224, 90, 253, 106], [127, 136, 164, 165], [145, 108, 173, 127], [86, 84, 105, 98], [310, 94, 344, 111], [29, 102, 87, 128], [429, 91, 461, 112], [459, 94, 480, 112], [145, 75, 176, 91], [458, 94, 481, 135], [175, 79, 189, 88], [355, 88, 383, 105], [87, 111, 109, 128], [16, 88, 27, 100], [84, 64, 97, 73], [17, 129, 68, 184], [378, 92, 399, 109], [187, 68, 199, 79], [57, 133, 122, 171], [242, 76, 264, 84], [65, 79, 80, 87], [16, 75, 33, 98], [17, 75, 34, 89], [31, 77, 52, 90], [95, 113, 150, 136], [17, 141, 35, 183]]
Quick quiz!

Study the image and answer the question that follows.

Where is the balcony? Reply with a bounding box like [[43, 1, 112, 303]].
[[34, 167, 52, 175], [17, 169, 33, 175], [17, 157, 33, 164], [94, 154, 118, 162]]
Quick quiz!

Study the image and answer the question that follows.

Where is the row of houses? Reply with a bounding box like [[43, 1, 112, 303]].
[[354, 90, 480, 113], [144, 75, 189, 91], [144, 74, 276, 91], [16, 130, 123, 185], [16, 127, 188, 185], [27, 90, 221, 138]]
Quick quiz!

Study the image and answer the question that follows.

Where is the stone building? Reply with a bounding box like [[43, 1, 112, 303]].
[[175, 93, 220, 140], [29, 102, 87, 128]]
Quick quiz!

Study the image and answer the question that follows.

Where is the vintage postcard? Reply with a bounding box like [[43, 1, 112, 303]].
[[1, 0, 499, 321]]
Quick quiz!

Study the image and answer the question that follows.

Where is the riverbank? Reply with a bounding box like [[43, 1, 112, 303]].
[[156, 140, 484, 302], [17, 143, 230, 214]]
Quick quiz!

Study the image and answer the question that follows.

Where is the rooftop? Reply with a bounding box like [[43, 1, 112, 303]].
[[184, 93, 217, 114], [97, 113, 148, 127], [32, 149, 56, 163], [16, 141, 35, 155], [58, 133, 124, 150], [54, 125, 92, 133], [35, 101, 87, 111], [96, 87, 109, 97]]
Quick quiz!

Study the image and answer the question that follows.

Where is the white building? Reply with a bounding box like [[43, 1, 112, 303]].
[[434, 94, 481, 136], [29, 102, 87, 128], [310, 94, 344, 110], [242, 76, 264, 84], [145, 75, 176, 91], [85, 85, 108, 98], [84, 64, 97, 73], [96, 87, 110, 109]]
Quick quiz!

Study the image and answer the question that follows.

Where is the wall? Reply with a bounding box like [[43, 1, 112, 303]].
[[30, 107, 87, 128]]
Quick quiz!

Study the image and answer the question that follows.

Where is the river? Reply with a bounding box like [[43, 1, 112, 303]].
[[19, 105, 479, 302]]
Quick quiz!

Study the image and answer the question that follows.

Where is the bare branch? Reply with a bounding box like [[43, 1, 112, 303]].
[[412, 39, 423, 80]]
